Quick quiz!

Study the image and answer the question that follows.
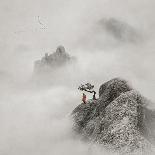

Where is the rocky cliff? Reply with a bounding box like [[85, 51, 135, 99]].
[[72, 78, 155, 153], [34, 46, 75, 73]]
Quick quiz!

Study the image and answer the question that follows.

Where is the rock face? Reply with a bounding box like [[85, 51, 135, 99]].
[[72, 78, 155, 153], [34, 46, 74, 73]]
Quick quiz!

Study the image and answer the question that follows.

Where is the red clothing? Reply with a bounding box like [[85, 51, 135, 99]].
[[82, 94, 86, 104]]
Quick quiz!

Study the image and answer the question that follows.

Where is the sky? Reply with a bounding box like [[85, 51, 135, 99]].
[[0, 0, 155, 154], [0, 0, 155, 86]]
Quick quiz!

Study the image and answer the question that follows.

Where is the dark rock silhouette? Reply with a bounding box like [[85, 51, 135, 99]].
[[98, 18, 141, 43], [34, 46, 75, 73], [72, 78, 155, 153]]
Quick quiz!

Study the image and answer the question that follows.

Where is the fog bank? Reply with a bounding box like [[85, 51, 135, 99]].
[[1, 0, 155, 154]]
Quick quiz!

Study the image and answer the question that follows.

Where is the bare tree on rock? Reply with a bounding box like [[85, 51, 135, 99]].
[[78, 83, 96, 100]]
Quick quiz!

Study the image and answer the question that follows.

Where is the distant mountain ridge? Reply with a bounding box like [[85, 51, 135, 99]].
[[34, 46, 75, 73], [98, 18, 141, 43]]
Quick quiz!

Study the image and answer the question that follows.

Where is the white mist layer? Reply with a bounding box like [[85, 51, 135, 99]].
[[0, 0, 155, 154], [0, 84, 117, 155]]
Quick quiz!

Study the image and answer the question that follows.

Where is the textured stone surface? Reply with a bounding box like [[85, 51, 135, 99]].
[[72, 78, 155, 153]]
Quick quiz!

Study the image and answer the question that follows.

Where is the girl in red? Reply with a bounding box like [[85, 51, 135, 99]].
[[82, 93, 86, 104]]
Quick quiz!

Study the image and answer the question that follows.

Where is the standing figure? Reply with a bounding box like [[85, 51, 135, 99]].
[[78, 83, 96, 103], [82, 93, 87, 104], [93, 91, 96, 100]]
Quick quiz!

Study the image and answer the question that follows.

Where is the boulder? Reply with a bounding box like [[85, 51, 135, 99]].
[[72, 78, 155, 153]]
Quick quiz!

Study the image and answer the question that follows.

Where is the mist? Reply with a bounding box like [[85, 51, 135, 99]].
[[1, 0, 155, 154]]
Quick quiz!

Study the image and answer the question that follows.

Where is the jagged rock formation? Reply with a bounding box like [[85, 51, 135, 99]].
[[72, 78, 155, 153], [34, 46, 74, 73]]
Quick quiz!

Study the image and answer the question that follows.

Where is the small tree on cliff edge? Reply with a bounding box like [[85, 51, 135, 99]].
[[78, 83, 96, 100]]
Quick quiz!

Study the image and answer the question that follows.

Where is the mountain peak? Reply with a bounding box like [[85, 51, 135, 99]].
[[72, 78, 155, 153], [34, 46, 74, 73], [56, 45, 66, 54]]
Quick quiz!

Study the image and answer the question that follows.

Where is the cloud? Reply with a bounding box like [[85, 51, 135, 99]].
[[0, 0, 155, 154], [98, 17, 142, 43]]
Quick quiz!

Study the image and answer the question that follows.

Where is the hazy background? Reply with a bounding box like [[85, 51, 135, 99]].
[[0, 0, 155, 154]]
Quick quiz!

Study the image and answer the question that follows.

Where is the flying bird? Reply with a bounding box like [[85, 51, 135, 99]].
[[37, 16, 45, 26]]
